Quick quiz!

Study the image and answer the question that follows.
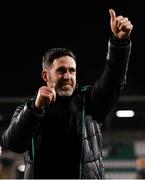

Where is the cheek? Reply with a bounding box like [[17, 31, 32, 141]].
[[71, 76, 76, 87], [54, 76, 62, 86], [72, 74, 76, 82], [50, 73, 59, 82]]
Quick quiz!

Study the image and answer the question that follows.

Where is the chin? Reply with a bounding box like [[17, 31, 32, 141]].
[[57, 89, 74, 97]]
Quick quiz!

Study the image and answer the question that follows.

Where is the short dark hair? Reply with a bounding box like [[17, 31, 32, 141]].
[[42, 48, 76, 69]]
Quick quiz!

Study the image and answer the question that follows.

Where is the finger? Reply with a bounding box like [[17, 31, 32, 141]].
[[40, 86, 55, 101], [118, 17, 129, 29], [120, 17, 129, 24], [50, 83, 56, 101], [115, 16, 124, 28], [47, 82, 55, 88], [52, 88, 56, 101], [50, 82, 55, 89], [109, 9, 116, 22], [39, 87, 53, 94], [119, 21, 132, 31], [37, 90, 53, 104], [43, 92, 55, 104], [47, 83, 56, 101]]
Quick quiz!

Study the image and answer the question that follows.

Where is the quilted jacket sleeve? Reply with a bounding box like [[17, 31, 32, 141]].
[[2, 100, 45, 153], [87, 36, 132, 121]]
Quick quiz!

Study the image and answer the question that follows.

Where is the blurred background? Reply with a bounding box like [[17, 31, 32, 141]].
[[0, 0, 145, 178]]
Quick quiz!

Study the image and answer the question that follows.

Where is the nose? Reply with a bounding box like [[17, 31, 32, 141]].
[[63, 70, 71, 79]]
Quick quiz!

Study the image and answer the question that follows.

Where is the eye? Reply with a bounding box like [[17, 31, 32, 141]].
[[69, 68, 76, 73], [56, 67, 76, 75], [56, 67, 67, 74]]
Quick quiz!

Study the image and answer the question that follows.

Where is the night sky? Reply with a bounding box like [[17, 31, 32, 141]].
[[0, 1, 144, 97]]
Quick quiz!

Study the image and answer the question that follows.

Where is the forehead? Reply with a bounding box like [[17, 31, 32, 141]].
[[52, 56, 76, 69]]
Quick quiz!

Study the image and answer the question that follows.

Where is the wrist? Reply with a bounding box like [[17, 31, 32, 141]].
[[31, 101, 44, 113], [111, 34, 130, 46]]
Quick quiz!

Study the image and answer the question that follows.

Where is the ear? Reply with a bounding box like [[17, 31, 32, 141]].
[[41, 69, 48, 83]]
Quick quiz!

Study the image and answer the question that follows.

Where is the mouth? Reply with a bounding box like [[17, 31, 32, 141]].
[[62, 83, 72, 90]]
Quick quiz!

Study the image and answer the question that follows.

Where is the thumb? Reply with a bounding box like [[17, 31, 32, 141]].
[[109, 9, 116, 22], [50, 82, 55, 89], [47, 82, 55, 89], [50, 83, 56, 101]]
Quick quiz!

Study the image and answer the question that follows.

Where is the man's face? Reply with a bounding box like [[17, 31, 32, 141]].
[[44, 56, 76, 96]]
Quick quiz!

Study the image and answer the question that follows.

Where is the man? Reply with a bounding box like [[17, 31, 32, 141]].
[[2, 9, 133, 179]]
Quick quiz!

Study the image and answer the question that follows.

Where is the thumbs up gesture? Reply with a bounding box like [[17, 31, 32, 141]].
[[109, 9, 133, 39]]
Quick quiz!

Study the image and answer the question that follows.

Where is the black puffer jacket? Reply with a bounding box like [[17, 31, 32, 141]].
[[2, 36, 132, 179]]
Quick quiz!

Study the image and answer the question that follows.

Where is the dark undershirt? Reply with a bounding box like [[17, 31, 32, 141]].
[[34, 96, 81, 179]]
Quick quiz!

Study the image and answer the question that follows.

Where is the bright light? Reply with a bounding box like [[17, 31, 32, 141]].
[[116, 110, 135, 117], [17, 164, 25, 172]]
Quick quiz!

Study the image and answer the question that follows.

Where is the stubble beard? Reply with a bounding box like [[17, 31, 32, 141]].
[[56, 88, 74, 97]]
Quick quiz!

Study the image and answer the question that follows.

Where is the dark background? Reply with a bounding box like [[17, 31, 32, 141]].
[[0, 0, 145, 132], [0, 3, 144, 178], [0, 0, 144, 97]]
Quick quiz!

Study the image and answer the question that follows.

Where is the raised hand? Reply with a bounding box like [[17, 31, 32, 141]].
[[109, 9, 133, 39], [35, 83, 56, 110]]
